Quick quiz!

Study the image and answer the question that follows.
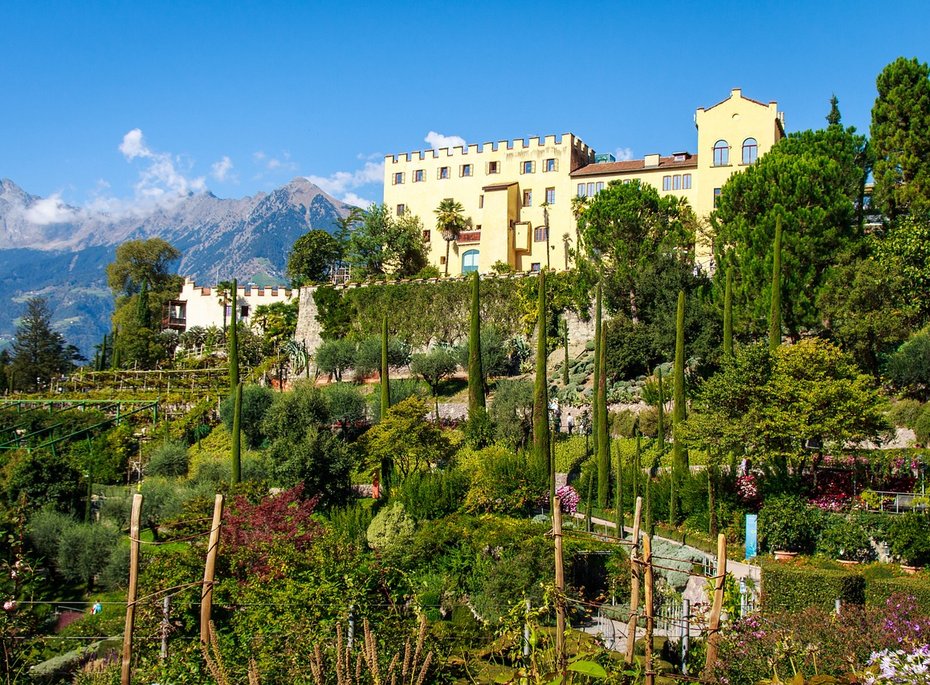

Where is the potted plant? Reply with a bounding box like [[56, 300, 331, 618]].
[[817, 515, 875, 565], [889, 512, 930, 573], [759, 494, 821, 560]]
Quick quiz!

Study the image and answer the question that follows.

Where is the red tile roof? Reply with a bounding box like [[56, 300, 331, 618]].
[[571, 154, 698, 177]]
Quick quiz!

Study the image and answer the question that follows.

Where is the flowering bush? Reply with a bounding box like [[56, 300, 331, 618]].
[[555, 485, 579, 514], [736, 473, 760, 504], [866, 645, 930, 684]]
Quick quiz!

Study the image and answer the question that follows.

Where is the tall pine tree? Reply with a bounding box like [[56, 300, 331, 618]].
[[532, 271, 550, 485]]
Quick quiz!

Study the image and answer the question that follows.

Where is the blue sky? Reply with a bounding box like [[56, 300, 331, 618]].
[[2, 1, 929, 214]]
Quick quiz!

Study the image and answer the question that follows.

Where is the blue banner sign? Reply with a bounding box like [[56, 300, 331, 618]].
[[745, 514, 758, 559]]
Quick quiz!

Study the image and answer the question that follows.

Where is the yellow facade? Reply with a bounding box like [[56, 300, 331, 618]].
[[383, 89, 784, 275]]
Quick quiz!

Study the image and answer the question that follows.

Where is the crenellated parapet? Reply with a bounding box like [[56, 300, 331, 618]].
[[384, 133, 595, 165]]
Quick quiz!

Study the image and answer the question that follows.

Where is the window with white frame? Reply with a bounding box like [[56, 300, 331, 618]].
[[522, 160, 534, 174], [523, 189, 532, 206], [545, 187, 555, 204], [413, 169, 425, 182], [461, 164, 473, 177], [393, 172, 404, 184], [438, 166, 450, 179], [544, 158, 557, 172]]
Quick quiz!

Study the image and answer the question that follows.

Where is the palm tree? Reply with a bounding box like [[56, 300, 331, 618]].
[[434, 199, 468, 277], [216, 280, 235, 331]]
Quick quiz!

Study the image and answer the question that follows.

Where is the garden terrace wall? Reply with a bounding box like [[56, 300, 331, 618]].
[[295, 271, 594, 358]]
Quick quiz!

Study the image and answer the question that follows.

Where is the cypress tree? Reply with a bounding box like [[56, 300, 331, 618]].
[[231, 381, 242, 484], [723, 268, 733, 358], [229, 278, 239, 391], [467, 271, 485, 415], [614, 442, 624, 538], [532, 271, 550, 483], [585, 469, 594, 532], [110, 330, 120, 370], [562, 318, 570, 386], [670, 290, 687, 522], [656, 368, 665, 460], [380, 314, 393, 498], [644, 466, 653, 538], [596, 323, 608, 508], [592, 282, 602, 449], [633, 431, 641, 502], [769, 216, 783, 351], [381, 314, 390, 418], [708, 450, 718, 537]]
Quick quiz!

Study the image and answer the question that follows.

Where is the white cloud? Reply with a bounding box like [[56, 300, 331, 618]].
[[118, 128, 205, 201], [23, 193, 78, 225], [341, 192, 373, 208], [119, 128, 148, 159], [211, 156, 234, 182], [305, 160, 384, 197], [425, 131, 466, 150], [615, 147, 634, 161]]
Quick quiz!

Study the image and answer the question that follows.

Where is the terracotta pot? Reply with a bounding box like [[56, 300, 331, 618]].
[[773, 550, 799, 562], [901, 564, 922, 575], [837, 559, 860, 567]]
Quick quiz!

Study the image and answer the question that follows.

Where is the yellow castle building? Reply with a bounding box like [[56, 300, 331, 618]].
[[382, 89, 785, 276]]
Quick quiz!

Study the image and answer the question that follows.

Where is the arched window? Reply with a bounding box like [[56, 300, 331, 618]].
[[462, 249, 480, 273], [742, 138, 758, 164], [713, 140, 729, 166]]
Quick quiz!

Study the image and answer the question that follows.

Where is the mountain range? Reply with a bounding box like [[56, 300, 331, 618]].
[[0, 177, 356, 356]]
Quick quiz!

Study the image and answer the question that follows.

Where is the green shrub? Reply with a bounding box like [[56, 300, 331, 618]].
[[459, 445, 538, 516], [888, 512, 930, 566], [314, 337, 356, 380], [555, 436, 589, 474], [27, 508, 73, 563], [760, 559, 865, 613], [394, 469, 469, 521], [366, 502, 415, 550], [865, 575, 930, 614], [354, 335, 411, 378], [220, 383, 274, 449], [370, 378, 428, 422], [915, 405, 930, 445], [56, 522, 120, 585], [888, 399, 925, 429], [817, 514, 876, 562], [885, 327, 930, 400], [490, 379, 534, 448], [759, 494, 822, 553], [145, 439, 189, 478]]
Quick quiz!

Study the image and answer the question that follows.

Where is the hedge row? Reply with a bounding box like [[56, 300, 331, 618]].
[[760, 560, 930, 614]]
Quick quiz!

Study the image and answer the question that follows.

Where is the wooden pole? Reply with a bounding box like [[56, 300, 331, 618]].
[[553, 497, 566, 673], [200, 494, 224, 645], [643, 534, 655, 685], [624, 497, 643, 663], [704, 533, 728, 674], [121, 493, 143, 685]]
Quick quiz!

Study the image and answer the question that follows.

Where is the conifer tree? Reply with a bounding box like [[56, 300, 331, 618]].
[[110, 330, 120, 370], [229, 278, 239, 390], [591, 282, 602, 451], [467, 271, 485, 415], [380, 314, 393, 498], [633, 431, 641, 502], [769, 217, 783, 351], [381, 314, 390, 417], [670, 290, 687, 522], [596, 324, 608, 508], [562, 318, 570, 386], [723, 268, 733, 358], [614, 442, 624, 538], [231, 381, 242, 483], [532, 271, 550, 483]]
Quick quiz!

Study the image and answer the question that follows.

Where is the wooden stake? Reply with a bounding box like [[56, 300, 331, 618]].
[[643, 534, 655, 685], [624, 497, 643, 663], [121, 493, 143, 685], [704, 533, 728, 675], [200, 494, 224, 645], [553, 497, 566, 673]]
